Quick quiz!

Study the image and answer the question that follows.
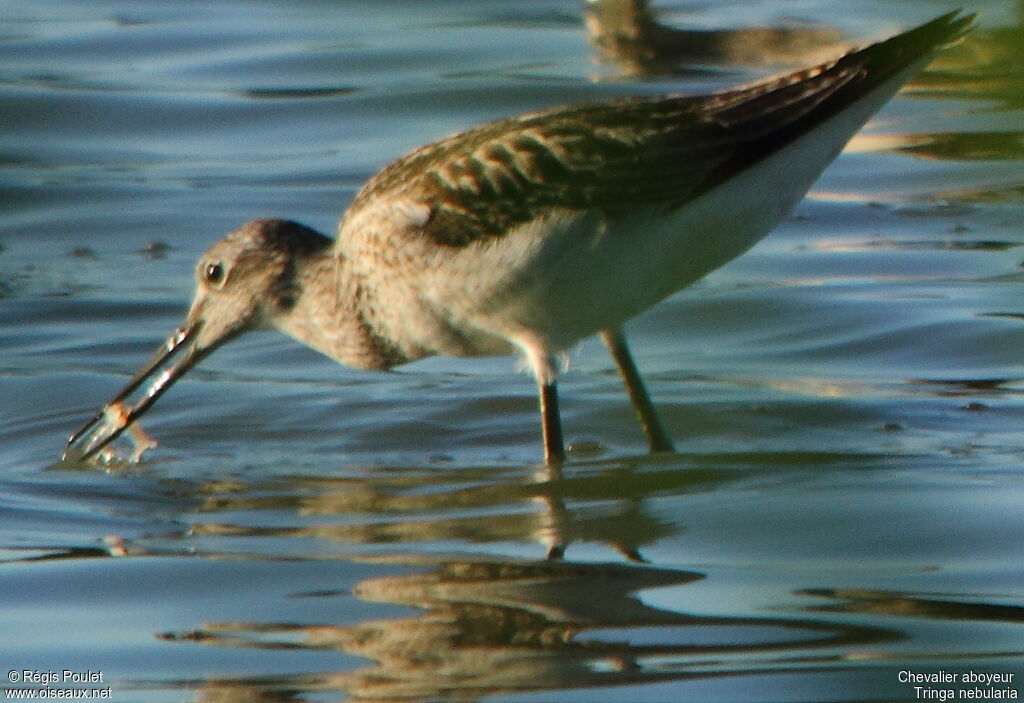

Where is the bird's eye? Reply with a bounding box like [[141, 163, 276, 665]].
[[204, 262, 226, 287]]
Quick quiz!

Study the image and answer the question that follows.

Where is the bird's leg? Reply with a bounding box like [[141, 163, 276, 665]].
[[523, 344, 567, 553], [539, 379, 566, 465], [518, 335, 567, 465], [535, 379, 568, 556], [600, 328, 675, 453]]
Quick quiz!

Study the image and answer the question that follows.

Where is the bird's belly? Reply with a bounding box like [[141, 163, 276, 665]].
[[427, 147, 818, 351]]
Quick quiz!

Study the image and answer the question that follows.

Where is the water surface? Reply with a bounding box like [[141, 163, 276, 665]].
[[3, 1, 1024, 701]]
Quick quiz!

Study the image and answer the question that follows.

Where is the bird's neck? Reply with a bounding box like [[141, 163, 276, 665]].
[[272, 250, 406, 371]]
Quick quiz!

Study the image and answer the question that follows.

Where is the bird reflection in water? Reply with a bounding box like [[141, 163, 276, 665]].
[[584, 0, 843, 77], [165, 556, 896, 703], [141, 452, 928, 702], [190, 457, 713, 560]]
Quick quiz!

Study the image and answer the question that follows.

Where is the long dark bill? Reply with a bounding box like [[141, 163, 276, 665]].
[[62, 323, 207, 463]]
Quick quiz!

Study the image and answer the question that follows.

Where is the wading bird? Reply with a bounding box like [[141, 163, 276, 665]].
[[64, 12, 973, 466]]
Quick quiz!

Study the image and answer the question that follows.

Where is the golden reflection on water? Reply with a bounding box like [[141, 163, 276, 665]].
[[865, 12, 1023, 199], [585, 0, 1023, 206], [914, 6, 1024, 111]]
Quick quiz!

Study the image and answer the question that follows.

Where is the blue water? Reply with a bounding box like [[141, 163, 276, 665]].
[[3, 1, 1024, 701]]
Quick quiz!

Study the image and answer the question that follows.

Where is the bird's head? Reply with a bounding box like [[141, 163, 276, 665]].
[[62, 219, 332, 464]]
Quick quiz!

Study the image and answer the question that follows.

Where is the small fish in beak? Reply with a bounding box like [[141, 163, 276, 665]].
[[62, 324, 204, 463]]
